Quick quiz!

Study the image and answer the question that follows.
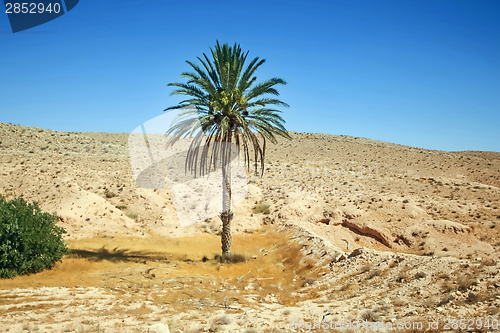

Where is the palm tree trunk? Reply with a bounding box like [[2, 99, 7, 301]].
[[220, 142, 233, 258]]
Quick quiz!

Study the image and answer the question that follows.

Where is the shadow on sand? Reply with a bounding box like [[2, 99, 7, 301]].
[[69, 247, 170, 263]]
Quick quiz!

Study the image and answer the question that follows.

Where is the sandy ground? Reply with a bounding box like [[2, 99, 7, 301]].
[[0, 122, 499, 332]]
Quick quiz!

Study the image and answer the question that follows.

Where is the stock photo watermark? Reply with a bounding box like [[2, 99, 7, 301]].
[[3, 0, 79, 33], [128, 107, 248, 227], [289, 317, 499, 331]]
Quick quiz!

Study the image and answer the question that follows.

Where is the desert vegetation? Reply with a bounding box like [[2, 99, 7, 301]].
[[0, 195, 68, 278]]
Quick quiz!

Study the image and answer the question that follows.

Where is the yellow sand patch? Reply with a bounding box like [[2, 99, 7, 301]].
[[0, 227, 325, 310]]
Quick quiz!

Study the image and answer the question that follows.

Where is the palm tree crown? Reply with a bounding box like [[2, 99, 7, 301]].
[[165, 41, 290, 176]]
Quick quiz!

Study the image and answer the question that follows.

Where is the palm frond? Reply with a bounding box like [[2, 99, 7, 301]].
[[165, 41, 290, 176]]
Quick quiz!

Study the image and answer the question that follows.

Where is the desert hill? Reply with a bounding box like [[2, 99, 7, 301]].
[[0, 122, 499, 332], [1, 122, 498, 253]]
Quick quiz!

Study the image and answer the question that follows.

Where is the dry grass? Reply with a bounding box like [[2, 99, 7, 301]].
[[0, 227, 324, 317], [252, 203, 270, 214], [457, 274, 478, 292], [479, 257, 496, 267], [126, 212, 139, 220]]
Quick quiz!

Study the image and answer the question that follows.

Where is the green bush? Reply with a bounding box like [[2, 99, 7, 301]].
[[0, 195, 68, 278]]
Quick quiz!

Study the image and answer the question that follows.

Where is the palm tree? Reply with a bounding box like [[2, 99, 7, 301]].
[[165, 41, 291, 259]]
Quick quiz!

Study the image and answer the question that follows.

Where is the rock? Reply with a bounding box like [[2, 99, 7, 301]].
[[148, 323, 170, 333], [425, 220, 471, 234], [394, 233, 413, 246], [349, 247, 365, 258], [407, 204, 428, 219], [331, 251, 347, 262], [342, 219, 393, 248]]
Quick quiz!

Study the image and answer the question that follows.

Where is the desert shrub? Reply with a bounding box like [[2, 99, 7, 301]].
[[302, 277, 316, 287], [252, 203, 270, 215], [367, 270, 381, 280], [105, 191, 117, 198], [126, 212, 139, 220], [479, 257, 496, 267], [361, 309, 380, 322], [437, 293, 454, 306], [457, 274, 477, 291], [0, 195, 68, 278]]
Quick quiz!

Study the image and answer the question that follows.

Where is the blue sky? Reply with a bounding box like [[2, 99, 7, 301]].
[[1, 0, 499, 152]]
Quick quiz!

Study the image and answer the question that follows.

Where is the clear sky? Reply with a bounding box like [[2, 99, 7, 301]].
[[1, 1, 499, 152]]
